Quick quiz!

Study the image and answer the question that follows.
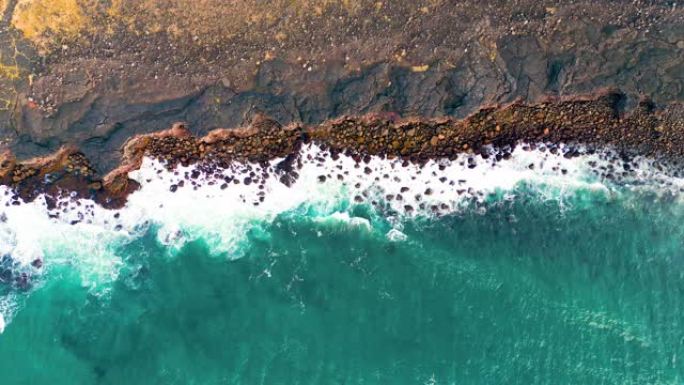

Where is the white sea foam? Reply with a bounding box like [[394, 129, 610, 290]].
[[0, 143, 680, 271], [0, 143, 680, 291], [0, 142, 683, 332], [386, 229, 408, 242], [113, 143, 619, 256], [0, 293, 18, 334], [316, 212, 372, 230]]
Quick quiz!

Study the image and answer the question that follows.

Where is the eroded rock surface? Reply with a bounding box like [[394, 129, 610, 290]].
[[0, 0, 682, 173], [1, 92, 683, 209]]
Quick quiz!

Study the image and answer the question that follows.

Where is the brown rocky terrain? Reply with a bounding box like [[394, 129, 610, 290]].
[[1, 91, 683, 209], [0, 0, 682, 174]]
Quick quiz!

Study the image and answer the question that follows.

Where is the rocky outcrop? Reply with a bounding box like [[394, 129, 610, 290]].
[[0, 91, 682, 209], [0, 1, 681, 174]]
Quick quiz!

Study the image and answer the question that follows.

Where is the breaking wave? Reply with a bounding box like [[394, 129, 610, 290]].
[[0, 143, 683, 331]]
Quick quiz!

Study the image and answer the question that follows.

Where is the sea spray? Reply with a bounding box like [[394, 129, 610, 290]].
[[0, 143, 619, 271], [0, 143, 680, 293], [0, 143, 684, 383]]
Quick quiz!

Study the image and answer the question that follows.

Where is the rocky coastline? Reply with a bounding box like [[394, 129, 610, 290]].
[[1, 90, 683, 210], [1, 1, 682, 172]]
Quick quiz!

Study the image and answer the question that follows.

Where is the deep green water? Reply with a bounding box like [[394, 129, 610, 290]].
[[1, 186, 684, 384]]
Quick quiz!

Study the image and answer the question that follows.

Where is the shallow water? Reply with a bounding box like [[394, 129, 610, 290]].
[[1, 145, 683, 384]]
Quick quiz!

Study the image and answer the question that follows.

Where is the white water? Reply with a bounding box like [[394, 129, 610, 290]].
[[0, 143, 682, 330]]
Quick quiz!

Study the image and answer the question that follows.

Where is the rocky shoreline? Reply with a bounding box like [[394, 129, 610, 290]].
[[1, 0, 682, 173], [1, 90, 683, 210]]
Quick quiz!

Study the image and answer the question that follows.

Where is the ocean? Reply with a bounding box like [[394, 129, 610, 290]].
[[0, 144, 683, 384]]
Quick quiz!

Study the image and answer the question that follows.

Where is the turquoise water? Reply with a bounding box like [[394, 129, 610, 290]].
[[1, 181, 684, 384]]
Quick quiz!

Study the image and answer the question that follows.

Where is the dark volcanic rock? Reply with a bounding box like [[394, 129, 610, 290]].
[[0, 1, 682, 175], [0, 92, 683, 209]]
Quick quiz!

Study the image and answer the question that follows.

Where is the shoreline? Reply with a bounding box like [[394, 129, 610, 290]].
[[1, 90, 683, 210]]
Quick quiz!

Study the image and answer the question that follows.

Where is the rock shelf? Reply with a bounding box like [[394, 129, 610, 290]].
[[1, 91, 683, 209]]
